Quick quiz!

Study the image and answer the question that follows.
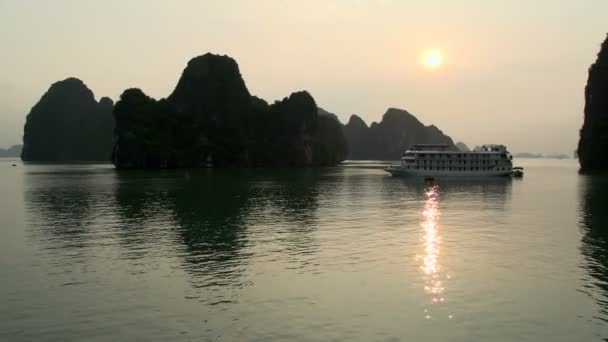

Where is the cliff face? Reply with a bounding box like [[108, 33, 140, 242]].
[[579, 35, 608, 172], [21, 78, 114, 161], [343, 108, 454, 160], [112, 53, 346, 169]]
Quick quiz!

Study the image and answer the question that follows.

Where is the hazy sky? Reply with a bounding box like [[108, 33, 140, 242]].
[[1, 0, 606, 154]]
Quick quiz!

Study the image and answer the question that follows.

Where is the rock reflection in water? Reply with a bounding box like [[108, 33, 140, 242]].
[[24, 165, 117, 260], [579, 175, 608, 322], [113, 170, 254, 301], [24, 166, 325, 305], [114, 169, 323, 303]]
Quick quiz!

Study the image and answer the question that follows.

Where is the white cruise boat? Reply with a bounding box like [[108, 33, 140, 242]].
[[385, 144, 513, 177]]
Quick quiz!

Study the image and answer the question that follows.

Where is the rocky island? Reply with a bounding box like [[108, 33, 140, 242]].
[[578, 34, 608, 172], [112, 54, 348, 168], [19, 55, 449, 166], [21, 78, 114, 162], [342, 108, 454, 160]]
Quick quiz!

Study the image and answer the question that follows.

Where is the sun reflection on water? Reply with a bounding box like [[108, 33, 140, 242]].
[[418, 183, 451, 320]]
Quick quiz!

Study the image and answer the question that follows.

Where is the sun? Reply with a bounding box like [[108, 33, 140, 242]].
[[422, 49, 443, 69]]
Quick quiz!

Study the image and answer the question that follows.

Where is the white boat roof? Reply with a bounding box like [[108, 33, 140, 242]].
[[406, 144, 509, 153]]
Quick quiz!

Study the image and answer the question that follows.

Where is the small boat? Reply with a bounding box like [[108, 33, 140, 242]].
[[512, 166, 524, 177]]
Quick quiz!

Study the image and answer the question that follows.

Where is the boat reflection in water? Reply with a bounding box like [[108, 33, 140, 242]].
[[418, 182, 452, 320]]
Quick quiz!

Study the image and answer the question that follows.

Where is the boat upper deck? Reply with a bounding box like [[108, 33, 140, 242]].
[[406, 144, 509, 154]]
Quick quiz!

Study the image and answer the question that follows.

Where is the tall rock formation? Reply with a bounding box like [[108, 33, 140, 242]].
[[21, 78, 114, 161], [343, 108, 454, 160], [112, 53, 347, 168], [579, 34, 608, 172]]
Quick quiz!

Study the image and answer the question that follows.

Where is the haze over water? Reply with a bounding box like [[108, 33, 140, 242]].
[[2, 158, 608, 341]]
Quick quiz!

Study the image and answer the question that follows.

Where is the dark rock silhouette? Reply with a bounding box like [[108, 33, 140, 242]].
[[317, 108, 349, 165], [112, 53, 347, 168], [579, 34, 608, 172], [342, 115, 372, 159], [317, 107, 340, 122], [342, 108, 454, 160], [455, 141, 470, 152], [0, 144, 22, 157], [21, 78, 114, 161]]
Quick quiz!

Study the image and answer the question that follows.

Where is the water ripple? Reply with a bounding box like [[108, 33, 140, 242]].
[[2, 159, 607, 340]]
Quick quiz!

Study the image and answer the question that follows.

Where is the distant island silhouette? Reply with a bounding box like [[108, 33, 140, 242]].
[[513, 152, 570, 159], [0, 144, 22, 158], [17, 54, 469, 167], [342, 108, 454, 160], [513, 152, 543, 159], [21, 78, 114, 162], [579, 34, 608, 172]]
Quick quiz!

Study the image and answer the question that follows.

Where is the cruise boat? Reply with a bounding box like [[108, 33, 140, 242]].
[[385, 144, 513, 177]]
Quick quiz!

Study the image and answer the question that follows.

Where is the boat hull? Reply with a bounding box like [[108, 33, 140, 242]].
[[385, 166, 511, 177]]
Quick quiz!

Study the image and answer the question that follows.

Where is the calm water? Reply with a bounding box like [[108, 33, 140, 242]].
[[2, 158, 608, 341]]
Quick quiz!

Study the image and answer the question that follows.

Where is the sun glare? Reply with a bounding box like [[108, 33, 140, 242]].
[[422, 49, 443, 69]]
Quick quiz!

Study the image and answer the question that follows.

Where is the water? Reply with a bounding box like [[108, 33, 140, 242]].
[[1, 158, 608, 341]]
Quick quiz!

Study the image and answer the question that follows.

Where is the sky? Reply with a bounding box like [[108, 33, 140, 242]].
[[0, 0, 606, 154]]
